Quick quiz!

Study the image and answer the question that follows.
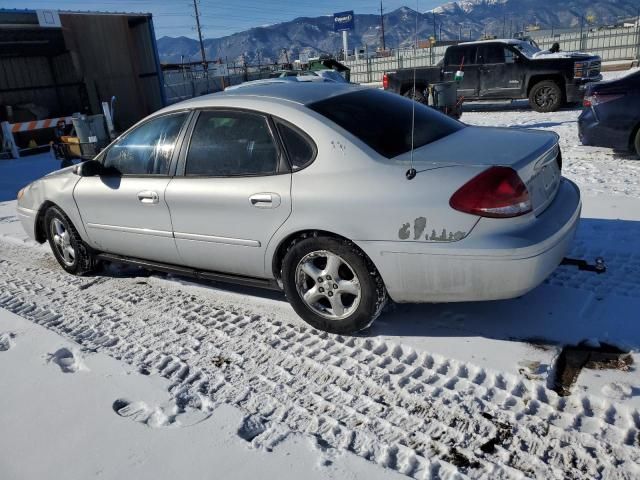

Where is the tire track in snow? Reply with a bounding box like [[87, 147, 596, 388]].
[[0, 240, 639, 479]]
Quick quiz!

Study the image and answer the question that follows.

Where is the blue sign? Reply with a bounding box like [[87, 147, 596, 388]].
[[333, 11, 355, 32]]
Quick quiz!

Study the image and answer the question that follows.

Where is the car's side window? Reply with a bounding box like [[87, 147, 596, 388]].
[[478, 45, 505, 64], [446, 46, 477, 67], [504, 48, 516, 64], [275, 120, 316, 170], [185, 110, 279, 176], [103, 113, 187, 175]]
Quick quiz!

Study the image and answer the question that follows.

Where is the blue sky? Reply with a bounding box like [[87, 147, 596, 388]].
[[7, 0, 443, 39]]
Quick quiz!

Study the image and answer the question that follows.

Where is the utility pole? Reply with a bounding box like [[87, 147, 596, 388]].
[[192, 0, 207, 75], [380, 0, 386, 51], [433, 12, 437, 40]]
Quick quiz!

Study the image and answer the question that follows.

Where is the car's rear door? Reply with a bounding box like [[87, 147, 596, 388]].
[[442, 46, 479, 98], [74, 111, 189, 264], [165, 109, 293, 279]]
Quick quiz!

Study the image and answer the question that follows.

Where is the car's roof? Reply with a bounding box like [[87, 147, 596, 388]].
[[162, 82, 362, 113], [458, 39, 526, 47]]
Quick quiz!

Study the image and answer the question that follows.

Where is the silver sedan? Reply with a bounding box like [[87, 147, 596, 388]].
[[17, 82, 581, 333]]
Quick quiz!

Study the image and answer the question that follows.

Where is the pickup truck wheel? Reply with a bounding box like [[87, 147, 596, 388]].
[[529, 80, 563, 112], [281, 236, 387, 334], [403, 87, 427, 104], [44, 206, 97, 275]]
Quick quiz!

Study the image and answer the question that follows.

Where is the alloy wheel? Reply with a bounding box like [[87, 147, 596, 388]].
[[294, 250, 361, 320], [50, 218, 76, 266], [535, 86, 558, 109]]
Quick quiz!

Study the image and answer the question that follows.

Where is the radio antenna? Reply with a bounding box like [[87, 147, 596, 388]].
[[406, 0, 419, 180]]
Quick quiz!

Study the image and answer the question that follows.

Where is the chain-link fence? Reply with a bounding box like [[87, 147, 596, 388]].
[[534, 26, 640, 62], [163, 64, 292, 105]]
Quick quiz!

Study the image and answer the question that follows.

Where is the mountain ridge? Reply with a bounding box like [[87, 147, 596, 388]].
[[157, 1, 639, 64]]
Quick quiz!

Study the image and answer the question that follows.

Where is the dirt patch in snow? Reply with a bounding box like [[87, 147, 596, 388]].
[[551, 342, 633, 396]]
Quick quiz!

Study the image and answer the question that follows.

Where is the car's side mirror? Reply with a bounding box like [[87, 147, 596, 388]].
[[73, 159, 103, 177]]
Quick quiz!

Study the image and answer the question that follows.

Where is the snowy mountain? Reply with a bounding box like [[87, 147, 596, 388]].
[[157, 1, 639, 64]]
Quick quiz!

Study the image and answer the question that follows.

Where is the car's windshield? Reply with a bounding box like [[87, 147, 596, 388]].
[[307, 89, 464, 158], [512, 41, 541, 58]]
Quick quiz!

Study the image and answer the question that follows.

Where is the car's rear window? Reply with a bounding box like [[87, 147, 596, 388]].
[[307, 89, 464, 159]]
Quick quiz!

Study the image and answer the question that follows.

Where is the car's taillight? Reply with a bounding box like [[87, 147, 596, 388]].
[[382, 73, 389, 90], [583, 92, 623, 108], [449, 167, 532, 218]]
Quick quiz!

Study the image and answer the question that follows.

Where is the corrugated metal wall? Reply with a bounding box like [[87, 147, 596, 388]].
[[59, 13, 164, 130], [0, 52, 84, 121], [0, 12, 163, 131]]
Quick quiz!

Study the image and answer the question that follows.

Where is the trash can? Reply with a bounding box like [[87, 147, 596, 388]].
[[431, 82, 457, 108]]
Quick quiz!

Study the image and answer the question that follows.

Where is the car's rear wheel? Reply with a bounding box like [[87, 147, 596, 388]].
[[45, 206, 97, 275], [403, 87, 427, 104], [634, 127, 640, 158], [281, 236, 387, 334], [529, 80, 563, 112]]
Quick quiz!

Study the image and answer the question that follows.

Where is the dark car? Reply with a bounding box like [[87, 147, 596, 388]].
[[383, 39, 602, 112], [578, 69, 640, 156]]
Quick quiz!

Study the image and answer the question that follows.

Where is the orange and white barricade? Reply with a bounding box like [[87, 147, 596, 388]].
[[1, 116, 73, 159]]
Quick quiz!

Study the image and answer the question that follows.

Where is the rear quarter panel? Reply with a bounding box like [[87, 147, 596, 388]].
[[264, 108, 483, 274]]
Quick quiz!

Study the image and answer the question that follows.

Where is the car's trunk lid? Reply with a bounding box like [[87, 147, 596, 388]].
[[394, 126, 561, 215]]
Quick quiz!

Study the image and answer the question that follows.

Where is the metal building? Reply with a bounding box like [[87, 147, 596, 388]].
[[0, 9, 165, 155]]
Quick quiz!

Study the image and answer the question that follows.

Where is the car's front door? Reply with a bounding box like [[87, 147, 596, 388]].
[[478, 45, 524, 97], [165, 109, 293, 279], [74, 112, 189, 264]]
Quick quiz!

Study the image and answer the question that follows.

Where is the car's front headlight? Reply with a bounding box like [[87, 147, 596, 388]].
[[17, 187, 26, 201]]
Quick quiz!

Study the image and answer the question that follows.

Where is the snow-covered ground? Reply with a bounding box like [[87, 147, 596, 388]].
[[1, 71, 640, 479]]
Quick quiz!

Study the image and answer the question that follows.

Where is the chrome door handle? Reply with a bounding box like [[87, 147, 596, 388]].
[[249, 193, 280, 208], [137, 191, 159, 204]]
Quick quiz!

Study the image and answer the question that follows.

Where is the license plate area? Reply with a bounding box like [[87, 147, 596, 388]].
[[528, 147, 561, 216]]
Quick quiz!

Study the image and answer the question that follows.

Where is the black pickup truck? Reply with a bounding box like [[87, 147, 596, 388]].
[[383, 39, 602, 112]]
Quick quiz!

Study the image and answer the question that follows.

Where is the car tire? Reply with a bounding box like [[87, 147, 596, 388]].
[[634, 128, 640, 158], [281, 235, 387, 334], [403, 87, 427, 104], [44, 206, 97, 275], [529, 80, 563, 112]]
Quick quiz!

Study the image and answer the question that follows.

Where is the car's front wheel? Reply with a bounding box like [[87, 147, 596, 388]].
[[529, 80, 563, 112], [281, 236, 387, 334], [45, 206, 97, 275], [634, 127, 640, 158]]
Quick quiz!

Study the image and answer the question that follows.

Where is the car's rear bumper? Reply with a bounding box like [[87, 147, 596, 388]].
[[358, 178, 581, 303], [17, 205, 37, 240], [578, 108, 631, 151]]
